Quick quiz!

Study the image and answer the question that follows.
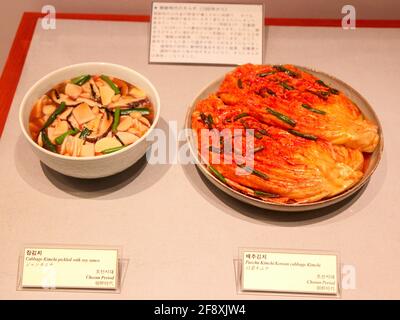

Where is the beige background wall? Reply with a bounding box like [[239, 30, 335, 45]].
[[1, 0, 399, 73]]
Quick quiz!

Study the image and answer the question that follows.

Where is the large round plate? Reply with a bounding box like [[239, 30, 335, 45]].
[[185, 66, 384, 212]]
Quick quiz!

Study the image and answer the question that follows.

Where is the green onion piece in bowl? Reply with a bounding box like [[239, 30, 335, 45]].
[[208, 165, 226, 183], [41, 102, 67, 130], [71, 74, 91, 86], [316, 79, 328, 87], [257, 71, 275, 77], [79, 127, 92, 139], [316, 80, 339, 95], [329, 88, 339, 95], [253, 145, 265, 153], [112, 107, 121, 133], [41, 130, 57, 153], [254, 190, 280, 198], [100, 75, 120, 94], [288, 129, 318, 141], [301, 103, 326, 115], [200, 112, 213, 129], [254, 132, 263, 139], [280, 82, 294, 90], [238, 164, 269, 180], [234, 112, 249, 121], [273, 65, 299, 78], [101, 146, 125, 154], [55, 128, 80, 145], [266, 108, 296, 127]]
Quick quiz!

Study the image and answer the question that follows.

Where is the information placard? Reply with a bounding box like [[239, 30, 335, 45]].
[[241, 249, 340, 296], [150, 2, 264, 65], [20, 247, 119, 290]]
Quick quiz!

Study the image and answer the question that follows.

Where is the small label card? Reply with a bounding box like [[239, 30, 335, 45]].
[[242, 250, 339, 296], [150, 2, 264, 65], [20, 247, 119, 290]]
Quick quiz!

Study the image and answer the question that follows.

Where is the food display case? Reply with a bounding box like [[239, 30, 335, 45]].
[[0, 4, 399, 300]]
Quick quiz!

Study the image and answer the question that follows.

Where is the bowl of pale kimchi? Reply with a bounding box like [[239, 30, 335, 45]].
[[19, 62, 160, 178]]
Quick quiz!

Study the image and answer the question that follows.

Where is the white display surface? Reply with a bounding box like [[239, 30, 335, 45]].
[[0, 18, 399, 299], [149, 2, 264, 65]]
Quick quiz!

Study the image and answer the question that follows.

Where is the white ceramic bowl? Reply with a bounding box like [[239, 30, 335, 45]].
[[19, 62, 160, 179]]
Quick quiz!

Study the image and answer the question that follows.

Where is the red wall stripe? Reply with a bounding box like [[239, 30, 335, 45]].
[[0, 12, 38, 136]]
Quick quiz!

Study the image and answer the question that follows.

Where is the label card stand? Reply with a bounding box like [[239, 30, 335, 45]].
[[234, 248, 341, 298], [17, 245, 128, 294]]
